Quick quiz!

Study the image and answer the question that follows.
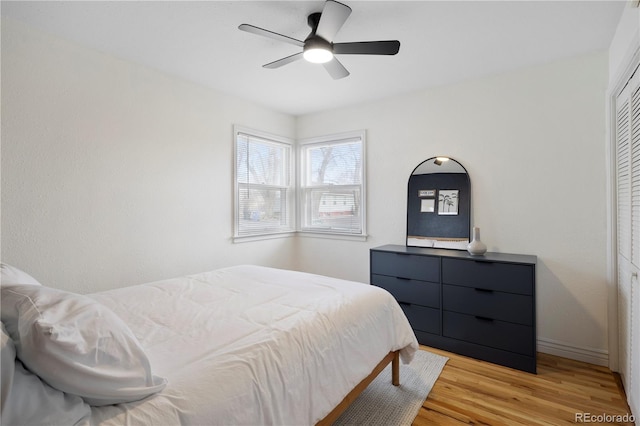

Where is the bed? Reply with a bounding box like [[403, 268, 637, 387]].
[[1, 264, 418, 425]]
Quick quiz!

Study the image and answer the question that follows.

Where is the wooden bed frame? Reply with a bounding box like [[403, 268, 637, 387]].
[[317, 350, 400, 425]]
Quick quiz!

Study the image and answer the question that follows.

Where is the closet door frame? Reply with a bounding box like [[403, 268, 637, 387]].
[[608, 43, 640, 374]]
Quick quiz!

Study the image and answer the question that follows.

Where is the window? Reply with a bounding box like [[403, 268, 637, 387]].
[[299, 131, 366, 238], [234, 127, 294, 240]]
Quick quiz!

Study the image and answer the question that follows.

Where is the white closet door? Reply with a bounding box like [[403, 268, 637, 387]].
[[616, 67, 640, 418], [631, 82, 640, 416], [617, 84, 632, 392], [632, 82, 640, 269]]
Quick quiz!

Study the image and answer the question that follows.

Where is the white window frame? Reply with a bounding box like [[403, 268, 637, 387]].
[[297, 130, 367, 241], [233, 126, 295, 242]]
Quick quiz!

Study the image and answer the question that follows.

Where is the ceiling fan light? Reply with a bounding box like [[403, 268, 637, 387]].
[[303, 48, 333, 63], [303, 37, 333, 63]]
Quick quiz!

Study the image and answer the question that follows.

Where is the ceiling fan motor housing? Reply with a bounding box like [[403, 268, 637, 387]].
[[304, 36, 333, 53], [305, 12, 333, 52]]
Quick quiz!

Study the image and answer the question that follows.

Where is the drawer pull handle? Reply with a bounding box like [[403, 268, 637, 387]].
[[474, 288, 494, 293], [398, 301, 412, 307], [396, 276, 411, 281], [475, 315, 494, 322]]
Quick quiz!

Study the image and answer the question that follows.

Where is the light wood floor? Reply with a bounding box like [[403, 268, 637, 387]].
[[414, 346, 634, 425]]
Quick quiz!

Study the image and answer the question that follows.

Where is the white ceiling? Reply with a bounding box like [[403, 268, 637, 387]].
[[2, 0, 626, 116]]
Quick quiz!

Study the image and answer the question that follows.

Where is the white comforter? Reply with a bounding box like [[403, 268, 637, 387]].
[[88, 265, 418, 425]]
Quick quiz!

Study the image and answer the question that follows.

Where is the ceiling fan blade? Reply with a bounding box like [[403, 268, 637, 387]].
[[263, 52, 304, 69], [315, 0, 352, 42], [323, 57, 350, 80], [333, 40, 401, 55], [238, 24, 304, 48]]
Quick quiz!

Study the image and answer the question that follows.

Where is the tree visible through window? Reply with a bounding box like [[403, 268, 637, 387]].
[[234, 127, 365, 240], [234, 128, 293, 238], [299, 131, 366, 236]]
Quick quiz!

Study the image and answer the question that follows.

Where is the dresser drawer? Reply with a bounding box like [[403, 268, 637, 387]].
[[442, 284, 533, 326], [442, 258, 533, 295], [371, 250, 439, 282], [399, 303, 440, 335], [372, 274, 439, 308], [443, 311, 534, 356]]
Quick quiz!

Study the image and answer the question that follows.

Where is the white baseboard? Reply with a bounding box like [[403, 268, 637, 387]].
[[537, 337, 609, 367]]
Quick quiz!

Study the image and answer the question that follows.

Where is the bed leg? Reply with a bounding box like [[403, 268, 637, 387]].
[[392, 351, 400, 386]]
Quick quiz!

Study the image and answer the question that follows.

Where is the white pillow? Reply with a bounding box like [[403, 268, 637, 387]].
[[1, 285, 168, 406], [1, 322, 91, 425], [1, 263, 42, 286]]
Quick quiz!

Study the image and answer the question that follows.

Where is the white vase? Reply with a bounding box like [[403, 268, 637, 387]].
[[467, 226, 487, 255]]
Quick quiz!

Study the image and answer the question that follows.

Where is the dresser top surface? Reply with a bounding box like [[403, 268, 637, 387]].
[[372, 244, 537, 265]]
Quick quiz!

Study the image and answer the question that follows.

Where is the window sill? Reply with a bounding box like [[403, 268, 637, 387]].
[[233, 231, 296, 244], [296, 231, 368, 242], [233, 231, 368, 243]]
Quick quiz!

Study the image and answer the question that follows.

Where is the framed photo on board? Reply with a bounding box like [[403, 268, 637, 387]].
[[438, 190, 459, 215]]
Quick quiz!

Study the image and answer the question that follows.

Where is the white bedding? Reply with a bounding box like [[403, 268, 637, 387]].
[[86, 265, 418, 425]]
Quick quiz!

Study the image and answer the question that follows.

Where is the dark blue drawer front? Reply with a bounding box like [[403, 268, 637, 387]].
[[442, 258, 533, 295], [371, 250, 439, 282], [399, 303, 440, 335], [442, 285, 533, 326], [371, 274, 440, 308], [443, 311, 534, 356]]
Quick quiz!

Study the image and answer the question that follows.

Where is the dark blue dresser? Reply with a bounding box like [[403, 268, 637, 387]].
[[370, 244, 537, 373]]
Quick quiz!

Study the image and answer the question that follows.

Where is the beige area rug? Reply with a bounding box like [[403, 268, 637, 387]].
[[333, 349, 448, 426]]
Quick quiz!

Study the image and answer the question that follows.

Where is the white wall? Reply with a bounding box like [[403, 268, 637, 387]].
[[609, 4, 640, 87], [1, 18, 297, 294], [297, 52, 610, 363]]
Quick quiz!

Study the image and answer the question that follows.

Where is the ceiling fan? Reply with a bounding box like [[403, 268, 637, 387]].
[[238, 0, 400, 80]]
